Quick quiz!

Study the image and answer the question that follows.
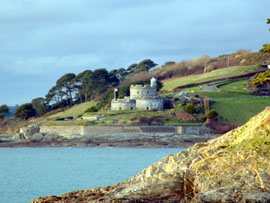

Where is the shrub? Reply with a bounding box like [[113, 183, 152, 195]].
[[206, 110, 218, 119], [204, 65, 215, 73], [195, 105, 203, 114], [0, 104, 9, 119], [184, 104, 196, 114], [14, 103, 36, 120], [85, 106, 98, 113], [196, 114, 206, 122], [263, 44, 270, 53]]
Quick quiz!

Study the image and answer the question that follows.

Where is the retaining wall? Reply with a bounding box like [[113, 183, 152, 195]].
[[40, 126, 84, 136], [40, 125, 211, 137]]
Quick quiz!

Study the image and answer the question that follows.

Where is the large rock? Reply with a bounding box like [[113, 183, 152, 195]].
[[43, 134, 61, 142], [12, 134, 26, 141], [32, 107, 270, 202], [30, 133, 44, 142]]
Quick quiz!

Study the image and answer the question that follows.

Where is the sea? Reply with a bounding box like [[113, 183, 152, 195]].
[[0, 147, 185, 203]]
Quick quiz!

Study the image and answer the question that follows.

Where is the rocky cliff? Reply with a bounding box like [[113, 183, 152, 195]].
[[32, 107, 270, 202]]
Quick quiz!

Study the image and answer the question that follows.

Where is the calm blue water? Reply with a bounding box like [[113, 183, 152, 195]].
[[0, 147, 184, 203]]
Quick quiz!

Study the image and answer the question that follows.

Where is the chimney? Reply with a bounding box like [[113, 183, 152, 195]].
[[114, 89, 118, 100]]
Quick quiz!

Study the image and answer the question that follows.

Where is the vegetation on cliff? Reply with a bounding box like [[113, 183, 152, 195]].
[[32, 107, 270, 202], [0, 104, 9, 119]]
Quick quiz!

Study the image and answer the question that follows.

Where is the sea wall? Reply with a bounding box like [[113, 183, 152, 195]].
[[40, 126, 84, 136], [40, 125, 211, 137]]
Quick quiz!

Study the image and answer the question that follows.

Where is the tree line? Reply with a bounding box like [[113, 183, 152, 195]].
[[2, 59, 158, 120], [2, 17, 269, 120]]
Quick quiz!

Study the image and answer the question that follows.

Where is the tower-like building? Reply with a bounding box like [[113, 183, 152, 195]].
[[111, 77, 163, 110]]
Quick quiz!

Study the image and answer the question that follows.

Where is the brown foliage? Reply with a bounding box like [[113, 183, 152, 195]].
[[175, 111, 197, 122]]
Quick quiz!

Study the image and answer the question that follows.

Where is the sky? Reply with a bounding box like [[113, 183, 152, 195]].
[[0, 0, 269, 106]]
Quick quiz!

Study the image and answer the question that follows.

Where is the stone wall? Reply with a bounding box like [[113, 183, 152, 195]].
[[40, 126, 84, 136], [111, 99, 136, 111], [130, 85, 156, 99], [83, 126, 141, 136], [40, 125, 211, 137], [177, 125, 211, 135], [136, 97, 163, 110]]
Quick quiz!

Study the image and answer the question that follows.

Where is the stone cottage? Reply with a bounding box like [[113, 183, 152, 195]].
[[111, 77, 163, 110]]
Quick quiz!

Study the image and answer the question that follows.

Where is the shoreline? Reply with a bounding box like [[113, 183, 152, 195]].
[[0, 133, 218, 148], [0, 139, 198, 148]]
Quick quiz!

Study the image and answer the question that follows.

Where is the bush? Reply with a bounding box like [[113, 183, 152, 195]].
[[85, 106, 98, 113], [14, 103, 36, 120], [196, 114, 206, 122], [206, 110, 218, 119], [184, 104, 196, 114], [263, 44, 270, 53], [204, 65, 215, 73], [96, 90, 114, 110], [0, 104, 9, 119]]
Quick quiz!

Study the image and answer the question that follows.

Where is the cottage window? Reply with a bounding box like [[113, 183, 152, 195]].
[[147, 91, 149, 94], [130, 107, 133, 110], [146, 107, 149, 110], [119, 107, 122, 110], [137, 91, 139, 94]]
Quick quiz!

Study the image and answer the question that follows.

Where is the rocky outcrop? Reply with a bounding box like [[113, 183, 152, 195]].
[[0, 132, 217, 148], [32, 107, 270, 202]]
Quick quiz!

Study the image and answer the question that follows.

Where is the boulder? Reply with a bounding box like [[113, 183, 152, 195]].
[[12, 134, 26, 141], [32, 107, 270, 203], [30, 133, 44, 142], [43, 134, 61, 142], [0, 134, 17, 142]]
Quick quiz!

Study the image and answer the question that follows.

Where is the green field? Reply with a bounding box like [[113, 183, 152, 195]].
[[162, 66, 263, 91], [211, 98, 270, 124], [218, 79, 249, 93], [190, 91, 253, 99]]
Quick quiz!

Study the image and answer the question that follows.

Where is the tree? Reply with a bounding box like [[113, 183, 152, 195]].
[[263, 18, 270, 53], [56, 73, 76, 106], [108, 69, 120, 87], [71, 70, 94, 103], [127, 63, 137, 74], [31, 97, 48, 117], [14, 103, 36, 120], [117, 68, 128, 81], [136, 59, 157, 72], [162, 61, 175, 67], [92, 68, 110, 94], [0, 104, 9, 119], [252, 70, 270, 94], [46, 85, 64, 106]]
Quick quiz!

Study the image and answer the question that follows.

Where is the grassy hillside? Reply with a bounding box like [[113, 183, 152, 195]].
[[162, 66, 263, 91], [211, 98, 270, 124], [48, 101, 96, 119]]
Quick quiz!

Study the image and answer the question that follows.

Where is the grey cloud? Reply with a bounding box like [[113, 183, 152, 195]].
[[0, 0, 270, 104]]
